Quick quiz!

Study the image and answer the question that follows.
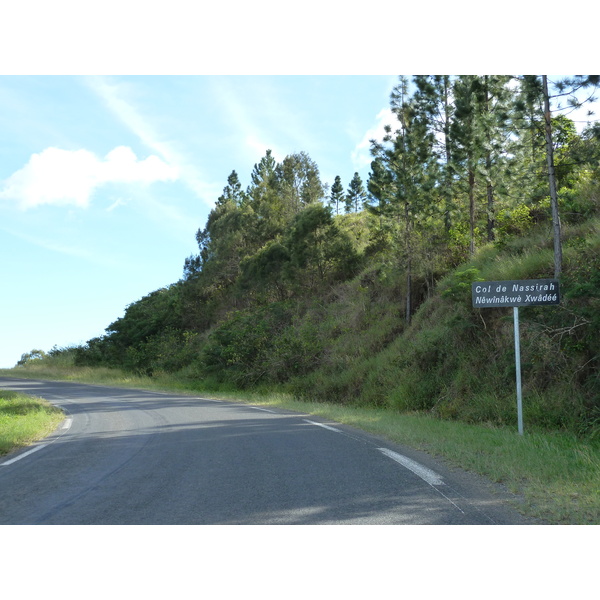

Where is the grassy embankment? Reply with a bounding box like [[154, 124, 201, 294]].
[[0, 389, 64, 457], [2, 361, 599, 525]]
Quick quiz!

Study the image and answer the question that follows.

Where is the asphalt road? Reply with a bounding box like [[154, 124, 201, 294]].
[[0, 377, 534, 525]]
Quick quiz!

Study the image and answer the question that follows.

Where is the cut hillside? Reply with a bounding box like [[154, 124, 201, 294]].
[[288, 218, 600, 436]]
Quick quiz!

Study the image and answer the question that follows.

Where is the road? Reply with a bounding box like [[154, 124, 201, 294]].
[[0, 377, 534, 525]]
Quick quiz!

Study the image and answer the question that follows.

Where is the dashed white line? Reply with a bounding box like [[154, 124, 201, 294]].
[[304, 419, 342, 433], [377, 448, 444, 486], [249, 406, 276, 413]]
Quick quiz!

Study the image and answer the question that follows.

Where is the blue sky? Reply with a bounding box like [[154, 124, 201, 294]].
[[0, 75, 401, 367]]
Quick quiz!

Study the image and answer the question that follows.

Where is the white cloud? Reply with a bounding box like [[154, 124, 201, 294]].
[[0, 146, 179, 209], [351, 108, 396, 171]]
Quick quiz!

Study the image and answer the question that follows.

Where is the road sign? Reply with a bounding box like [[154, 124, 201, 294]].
[[471, 278, 561, 435], [472, 279, 560, 308]]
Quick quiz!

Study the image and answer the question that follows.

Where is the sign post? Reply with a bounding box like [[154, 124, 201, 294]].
[[513, 307, 523, 435], [472, 279, 560, 434]]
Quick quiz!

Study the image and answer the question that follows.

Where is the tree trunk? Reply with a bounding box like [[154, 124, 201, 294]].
[[469, 169, 475, 256], [542, 75, 562, 278], [443, 76, 453, 233], [405, 201, 412, 326], [486, 177, 495, 242], [484, 77, 495, 243]]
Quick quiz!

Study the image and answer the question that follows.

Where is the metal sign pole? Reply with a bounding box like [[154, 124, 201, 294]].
[[513, 306, 524, 435], [472, 278, 560, 436]]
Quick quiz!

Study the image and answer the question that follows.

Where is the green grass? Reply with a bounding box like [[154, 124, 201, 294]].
[[0, 390, 64, 456], [2, 363, 599, 524]]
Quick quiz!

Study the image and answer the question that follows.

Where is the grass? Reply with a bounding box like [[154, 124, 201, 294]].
[[0, 389, 64, 457], [2, 363, 599, 524]]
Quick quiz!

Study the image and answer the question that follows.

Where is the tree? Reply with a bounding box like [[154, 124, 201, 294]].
[[451, 75, 481, 256], [412, 75, 455, 231], [345, 172, 367, 213], [284, 204, 360, 293], [517, 76, 599, 278], [370, 76, 438, 324], [16, 349, 47, 366], [219, 170, 246, 206], [450, 76, 513, 252], [275, 151, 325, 216], [245, 149, 287, 245], [542, 75, 599, 278], [329, 175, 345, 215], [478, 75, 513, 242], [543, 75, 563, 279], [366, 157, 394, 219], [238, 240, 291, 302]]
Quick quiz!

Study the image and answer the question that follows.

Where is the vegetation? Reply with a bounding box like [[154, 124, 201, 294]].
[[0, 390, 64, 457], [4, 75, 600, 522], [33, 75, 597, 434]]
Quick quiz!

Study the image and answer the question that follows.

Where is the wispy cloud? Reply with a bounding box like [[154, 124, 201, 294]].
[[1, 225, 125, 269], [85, 76, 221, 205], [209, 78, 285, 162], [0, 146, 178, 209], [209, 77, 321, 164], [106, 198, 126, 212]]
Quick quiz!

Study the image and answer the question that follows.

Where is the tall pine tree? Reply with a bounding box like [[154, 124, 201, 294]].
[[345, 172, 367, 213], [329, 175, 345, 215]]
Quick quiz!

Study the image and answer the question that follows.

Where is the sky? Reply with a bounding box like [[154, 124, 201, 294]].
[[0, 75, 403, 367]]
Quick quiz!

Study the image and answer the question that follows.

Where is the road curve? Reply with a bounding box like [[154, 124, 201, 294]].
[[0, 377, 534, 525]]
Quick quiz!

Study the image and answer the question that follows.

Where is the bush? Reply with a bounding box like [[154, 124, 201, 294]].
[[16, 349, 47, 366], [198, 302, 298, 387]]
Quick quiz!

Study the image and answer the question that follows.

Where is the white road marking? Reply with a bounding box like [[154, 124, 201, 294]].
[[1, 444, 48, 466], [249, 406, 276, 413], [304, 419, 342, 433], [377, 448, 444, 486], [1, 412, 72, 467]]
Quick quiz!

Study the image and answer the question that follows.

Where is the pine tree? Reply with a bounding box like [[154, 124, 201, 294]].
[[247, 150, 277, 208], [540, 75, 563, 278], [478, 75, 513, 242], [450, 76, 512, 253], [218, 170, 246, 206], [543, 75, 598, 278], [329, 175, 345, 215], [450, 76, 480, 255], [345, 172, 367, 213], [246, 149, 283, 244], [370, 76, 437, 324], [412, 75, 455, 231], [515, 75, 598, 278]]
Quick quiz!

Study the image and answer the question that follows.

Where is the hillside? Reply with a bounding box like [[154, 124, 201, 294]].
[[19, 75, 600, 439], [34, 213, 600, 440], [288, 217, 600, 436]]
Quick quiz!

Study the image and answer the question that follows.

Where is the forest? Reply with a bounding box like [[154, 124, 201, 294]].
[[44, 75, 600, 437]]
